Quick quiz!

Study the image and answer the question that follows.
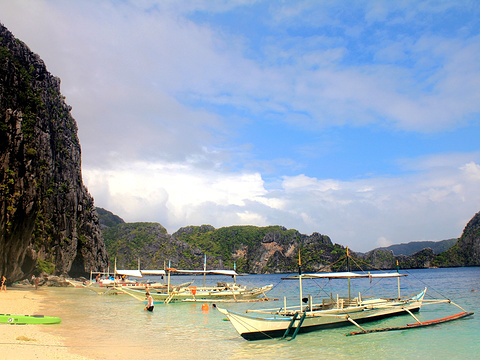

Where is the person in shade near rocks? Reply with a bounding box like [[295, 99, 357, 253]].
[[1, 275, 6, 292], [145, 290, 154, 312]]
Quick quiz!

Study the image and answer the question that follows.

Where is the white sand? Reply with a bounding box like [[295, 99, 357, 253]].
[[0, 287, 91, 360]]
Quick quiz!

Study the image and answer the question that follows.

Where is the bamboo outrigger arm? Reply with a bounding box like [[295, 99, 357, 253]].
[[116, 287, 146, 302], [403, 307, 421, 323], [346, 311, 474, 336], [165, 290, 177, 304], [346, 315, 366, 332]]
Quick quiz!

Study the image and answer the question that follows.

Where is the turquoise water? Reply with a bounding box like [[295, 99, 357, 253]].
[[46, 267, 480, 359]]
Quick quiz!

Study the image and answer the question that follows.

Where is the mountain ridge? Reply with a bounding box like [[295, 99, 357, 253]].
[[374, 239, 457, 256], [97, 207, 479, 273]]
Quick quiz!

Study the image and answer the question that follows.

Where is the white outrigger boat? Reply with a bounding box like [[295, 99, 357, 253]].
[[66, 267, 169, 295], [218, 250, 473, 340], [120, 268, 273, 304]]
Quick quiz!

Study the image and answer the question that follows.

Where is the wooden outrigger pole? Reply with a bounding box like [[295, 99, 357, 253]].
[[346, 295, 474, 336], [347, 311, 474, 336], [346, 247, 351, 301], [203, 254, 207, 287], [298, 250, 303, 312], [167, 260, 172, 295], [396, 260, 401, 299]]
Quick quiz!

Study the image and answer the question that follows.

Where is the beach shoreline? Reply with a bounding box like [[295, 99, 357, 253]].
[[0, 286, 90, 360]]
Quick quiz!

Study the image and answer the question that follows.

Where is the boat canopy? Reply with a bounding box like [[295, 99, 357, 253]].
[[140, 270, 167, 276], [115, 269, 143, 277], [172, 269, 238, 276], [282, 271, 407, 280]]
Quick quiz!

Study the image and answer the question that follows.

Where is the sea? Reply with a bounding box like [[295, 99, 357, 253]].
[[44, 267, 480, 360]]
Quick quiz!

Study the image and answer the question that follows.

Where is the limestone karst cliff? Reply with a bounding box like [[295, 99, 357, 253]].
[[0, 24, 108, 283], [432, 211, 480, 267]]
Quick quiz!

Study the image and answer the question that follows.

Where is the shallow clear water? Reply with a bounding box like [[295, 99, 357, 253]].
[[46, 267, 480, 359]]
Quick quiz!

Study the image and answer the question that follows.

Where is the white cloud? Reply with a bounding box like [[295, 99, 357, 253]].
[[462, 162, 480, 181], [84, 156, 480, 252], [376, 237, 393, 248], [2, 1, 480, 253]]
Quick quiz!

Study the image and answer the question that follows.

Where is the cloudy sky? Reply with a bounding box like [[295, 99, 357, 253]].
[[2, 0, 480, 252]]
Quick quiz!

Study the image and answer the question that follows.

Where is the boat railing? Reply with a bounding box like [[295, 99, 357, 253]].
[[247, 294, 362, 314], [336, 297, 360, 309]]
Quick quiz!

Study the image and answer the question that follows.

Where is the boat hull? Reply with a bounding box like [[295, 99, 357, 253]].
[[219, 291, 426, 340], [233, 306, 421, 340], [123, 284, 273, 302], [66, 279, 167, 294]]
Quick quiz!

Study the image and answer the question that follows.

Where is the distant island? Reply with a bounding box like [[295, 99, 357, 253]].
[[374, 239, 458, 256]]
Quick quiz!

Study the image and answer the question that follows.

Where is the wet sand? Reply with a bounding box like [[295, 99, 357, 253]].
[[0, 287, 90, 360]]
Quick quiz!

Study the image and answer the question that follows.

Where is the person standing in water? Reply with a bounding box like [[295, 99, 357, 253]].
[[145, 291, 154, 312]]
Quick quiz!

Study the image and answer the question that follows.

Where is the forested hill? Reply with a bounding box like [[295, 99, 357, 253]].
[[100, 214, 339, 274], [375, 239, 457, 256], [98, 208, 480, 273]]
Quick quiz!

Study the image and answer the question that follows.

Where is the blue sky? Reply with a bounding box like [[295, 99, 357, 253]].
[[2, 1, 480, 251]]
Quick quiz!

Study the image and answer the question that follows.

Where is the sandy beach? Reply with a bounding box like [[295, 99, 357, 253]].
[[0, 287, 90, 360]]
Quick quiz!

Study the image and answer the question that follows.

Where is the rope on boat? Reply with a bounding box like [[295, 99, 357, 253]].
[[400, 269, 455, 302]]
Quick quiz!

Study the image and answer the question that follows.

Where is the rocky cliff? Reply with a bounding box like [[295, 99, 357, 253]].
[[432, 211, 480, 267], [359, 248, 436, 270], [0, 24, 108, 283]]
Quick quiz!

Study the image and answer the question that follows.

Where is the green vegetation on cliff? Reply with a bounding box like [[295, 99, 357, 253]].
[[99, 209, 342, 273], [431, 211, 480, 267], [1, 24, 108, 283], [98, 208, 480, 274], [376, 239, 457, 256]]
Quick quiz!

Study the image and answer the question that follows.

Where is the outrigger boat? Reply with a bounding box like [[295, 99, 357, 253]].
[[120, 268, 273, 304], [67, 267, 169, 295], [218, 249, 473, 340], [118, 256, 274, 304]]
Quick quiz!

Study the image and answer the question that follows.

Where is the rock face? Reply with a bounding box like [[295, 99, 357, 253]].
[[0, 24, 108, 283], [458, 211, 480, 265], [433, 211, 480, 267], [360, 248, 436, 270]]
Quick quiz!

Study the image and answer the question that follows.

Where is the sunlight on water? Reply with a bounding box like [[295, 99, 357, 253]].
[[44, 268, 480, 360]]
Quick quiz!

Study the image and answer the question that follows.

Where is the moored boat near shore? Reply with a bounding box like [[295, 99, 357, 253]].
[[121, 280, 273, 303], [66, 267, 169, 294], [119, 267, 273, 303], [218, 249, 474, 340]]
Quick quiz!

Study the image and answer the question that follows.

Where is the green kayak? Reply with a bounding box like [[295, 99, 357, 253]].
[[0, 314, 61, 325]]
